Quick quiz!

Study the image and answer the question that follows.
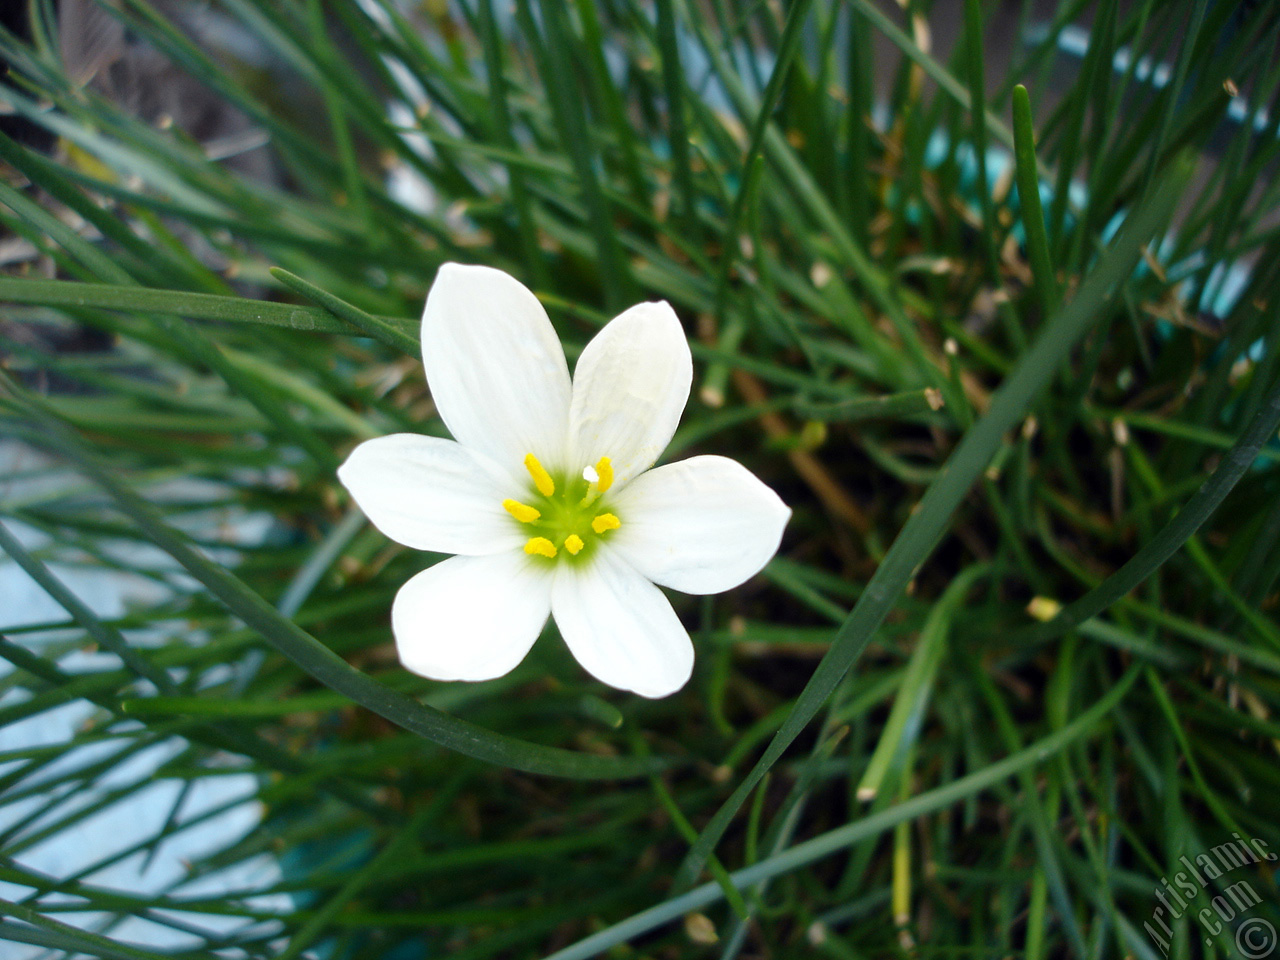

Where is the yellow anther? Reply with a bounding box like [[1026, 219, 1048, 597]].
[[591, 513, 621, 534], [594, 456, 614, 493], [523, 536, 557, 558], [524, 453, 555, 497], [502, 498, 541, 523], [564, 534, 584, 555]]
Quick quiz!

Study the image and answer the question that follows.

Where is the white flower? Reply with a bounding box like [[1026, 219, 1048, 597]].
[[338, 264, 790, 698]]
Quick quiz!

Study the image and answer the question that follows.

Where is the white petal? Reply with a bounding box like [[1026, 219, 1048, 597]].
[[392, 552, 552, 682], [551, 550, 693, 698], [610, 456, 790, 595], [568, 301, 692, 489], [338, 433, 523, 556], [421, 263, 572, 472]]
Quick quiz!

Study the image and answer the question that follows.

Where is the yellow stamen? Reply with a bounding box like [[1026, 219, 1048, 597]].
[[594, 456, 614, 493], [524, 453, 555, 497], [524, 536, 557, 558], [591, 513, 620, 534], [502, 499, 541, 523], [564, 534, 584, 555]]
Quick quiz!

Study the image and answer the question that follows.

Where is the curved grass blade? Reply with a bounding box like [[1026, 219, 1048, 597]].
[[0, 277, 418, 338], [270, 267, 421, 356]]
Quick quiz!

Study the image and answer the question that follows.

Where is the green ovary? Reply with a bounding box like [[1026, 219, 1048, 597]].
[[502, 453, 619, 562]]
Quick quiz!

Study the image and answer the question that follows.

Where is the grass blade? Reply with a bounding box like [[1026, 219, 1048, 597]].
[[547, 667, 1141, 960], [0, 277, 417, 337], [673, 152, 1194, 891], [1011, 85, 1059, 318], [1, 375, 665, 781], [1020, 378, 1280, 646], [270, 267, 421, 356]]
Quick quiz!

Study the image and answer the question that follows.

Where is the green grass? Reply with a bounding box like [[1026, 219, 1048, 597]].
[[1, 0, 1279, 958]]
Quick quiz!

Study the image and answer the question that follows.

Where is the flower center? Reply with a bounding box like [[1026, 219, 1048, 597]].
[[502, 453, 621, 562]]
